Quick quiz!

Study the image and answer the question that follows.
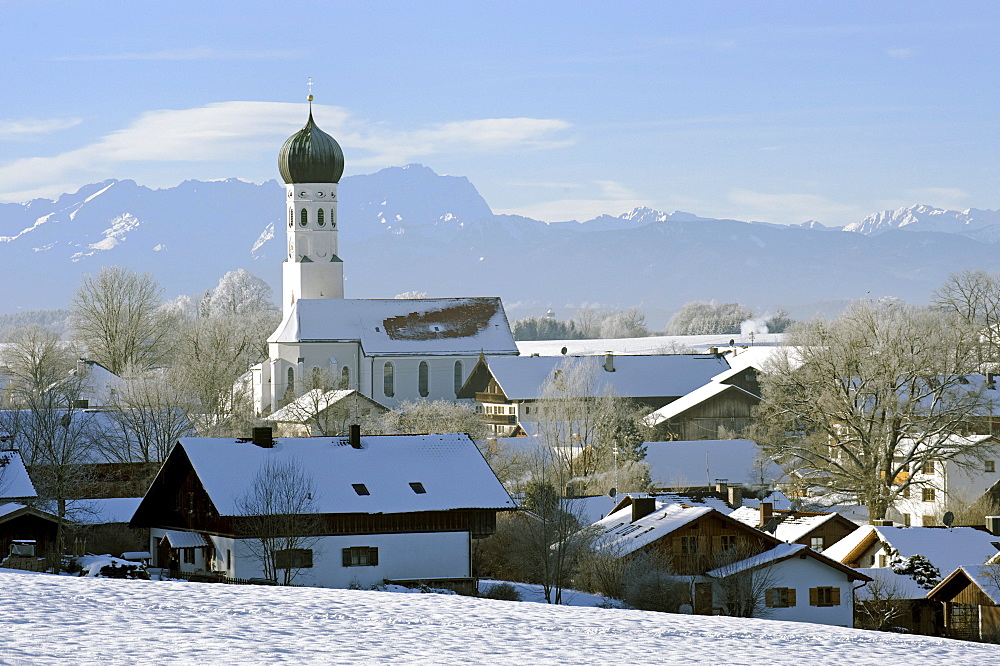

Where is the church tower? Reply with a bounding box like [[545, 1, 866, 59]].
[[277, 96, 346, 316]]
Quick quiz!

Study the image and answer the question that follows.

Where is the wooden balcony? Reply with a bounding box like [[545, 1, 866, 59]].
[[482, 414, 517, 426], [475, 392, 509, 404]]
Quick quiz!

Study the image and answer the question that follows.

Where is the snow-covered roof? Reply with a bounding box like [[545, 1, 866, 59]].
[[163, 434, 516, 516], [485, 354, 730, 401], [264, 389, 386, 422], [0, 450, 36, 500], [565, 492, 732, 525], [644, 439, 781, 488], [515, 335, 784, 357], [729, 507, 842, 543], [822, 524, 1000, 576], [935, 565, 1000, 604], [0, 502, 58, 523], [707, 543, 806, 577], [593, 502, 713, 557], [160, 530, 210, 549], [69, 360, 125, 407], [268, 297, 518, 356], [643, 382, 758, 426], [855, 567, 930, 600]]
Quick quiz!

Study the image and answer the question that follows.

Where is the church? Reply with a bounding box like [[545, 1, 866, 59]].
[[252, 98, 518, 414]]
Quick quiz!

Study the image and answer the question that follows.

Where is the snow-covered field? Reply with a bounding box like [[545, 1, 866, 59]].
[[1, 570, 995, 664]]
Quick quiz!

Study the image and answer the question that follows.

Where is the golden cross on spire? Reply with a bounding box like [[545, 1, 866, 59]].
[[307, 77, 314, 103]]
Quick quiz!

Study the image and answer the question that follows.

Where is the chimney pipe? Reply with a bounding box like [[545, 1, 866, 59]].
[[759, 502, 773, 527], [714, 479, 728, 494], [604, 351, 615, 373], [349, 424, 362, 449], [728, 486, 743, 509], [252, 426, 274, 448], [986, 516, 1000, 536], [631, 496, 656, 522], [989, 373, 997, 390]]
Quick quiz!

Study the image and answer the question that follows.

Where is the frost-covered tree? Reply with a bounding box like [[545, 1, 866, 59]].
[[891, 553, 941, 590], [205, 269, 278, 317], [666, 300, 755, 336]]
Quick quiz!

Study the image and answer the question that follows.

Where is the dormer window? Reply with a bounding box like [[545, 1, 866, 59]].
[[409, 482, 426, 494], [352, 483, 370, 496]]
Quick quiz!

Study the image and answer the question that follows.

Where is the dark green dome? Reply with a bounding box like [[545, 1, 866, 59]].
[[278, 110, 344, 184]]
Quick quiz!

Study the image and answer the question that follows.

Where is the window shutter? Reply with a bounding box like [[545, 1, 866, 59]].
[[831, 587, 841, 606], [765, 589, 776, 607], [788, 588, 797, 606], [342, 548, 352, 567], [369, 547, 378, 566], [809, 587, 818, 606]]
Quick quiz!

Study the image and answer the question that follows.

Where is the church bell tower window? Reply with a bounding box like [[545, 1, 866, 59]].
[[418, 361, 429, 397], [317, 209, 325, 226], [300, 208, 308, 226], [289, 208, 294, 227]]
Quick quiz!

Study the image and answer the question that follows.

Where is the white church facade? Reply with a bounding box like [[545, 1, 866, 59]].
[[253, 99, 518, 414]]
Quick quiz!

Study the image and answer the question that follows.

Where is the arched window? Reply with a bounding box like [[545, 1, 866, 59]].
[[383, 362, 394, 397], [341, 365, 350, 389], [288, 207, 294, 227], [317, 209, 325, 226], [418, 361, 429, 397], [453, 361, 463, 396], [287, 367, 295, 394], [300, 208, 308, 226], [331, 209, 337, 228]]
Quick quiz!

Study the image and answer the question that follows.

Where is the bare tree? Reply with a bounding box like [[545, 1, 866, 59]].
[[933, 269, 1000, 366], [856, 571, 909, 632], [374, 399, 491, 440], [753, 300, 997, 520], [1, 325, 77, 405], [70, 266, 175, 374], [705, 544, 781, 618], [235, 458, 322, 585]]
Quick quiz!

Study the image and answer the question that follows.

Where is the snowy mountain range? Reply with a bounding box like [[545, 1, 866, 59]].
[[2, 165, 999, 323]]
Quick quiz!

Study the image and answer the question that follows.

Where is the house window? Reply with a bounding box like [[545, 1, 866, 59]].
[[766, 587, 796, 608], [342, 546, 378, 567], [902, 513, 911, 527], [341, 365, 350, 389], [680, 536, 699, 554], [922, 461, 935, 475], [352, 483, 370, 496], [987, 460, 996, 473], [226, 549, 232, 570], [409, 482, 426, 494], [418, 361, 429, 397], [182, 548, 194, 564], [810, 536, 825, 552], [809, 586, 841, 607], [383, 362, 394, 397], [275, 548, 313, 569], [317, 208, 325, 226], [300, 208, 308, 226], [525, 405, 530, 415], [719, 535, 738, 552], [901, 487, 910, 499], [453, 361, 463, 396], [922, 488, 936, 502], [922, 514, 937, 526]]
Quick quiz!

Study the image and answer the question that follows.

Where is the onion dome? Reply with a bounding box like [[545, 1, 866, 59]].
[[278, 108, 344, 184]]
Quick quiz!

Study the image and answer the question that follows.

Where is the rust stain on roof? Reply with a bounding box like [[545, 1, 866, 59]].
[[382, 298, 500, 340]]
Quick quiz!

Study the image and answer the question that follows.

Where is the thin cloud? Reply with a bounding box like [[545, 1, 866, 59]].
[[887, 48, 915, 59], [51, 47, 303, 62], [728, 188, 862, 225], [0, 101, 573, 202], [0, 117, 82, 138]]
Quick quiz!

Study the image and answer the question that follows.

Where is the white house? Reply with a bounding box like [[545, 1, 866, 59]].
[[129, 430, 515, 589], [252, 101, 518, 415]]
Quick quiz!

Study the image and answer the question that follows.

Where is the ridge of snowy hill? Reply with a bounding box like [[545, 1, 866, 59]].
[[844, 203, 1000, 236], [0, 570, 993, 664]]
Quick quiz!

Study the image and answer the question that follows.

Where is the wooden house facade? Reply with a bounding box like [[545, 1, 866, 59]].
[[927, 566, 1000, 642]]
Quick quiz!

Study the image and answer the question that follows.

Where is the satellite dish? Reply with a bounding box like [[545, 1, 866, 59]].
[[608, 487, 617, 498], [942, 511, 955, 528]]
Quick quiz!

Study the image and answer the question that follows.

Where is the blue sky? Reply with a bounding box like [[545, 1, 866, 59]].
[[2, 1, 999, 226]]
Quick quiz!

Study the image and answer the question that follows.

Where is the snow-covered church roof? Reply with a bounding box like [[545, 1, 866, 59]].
[[269, 297, 518, 356]]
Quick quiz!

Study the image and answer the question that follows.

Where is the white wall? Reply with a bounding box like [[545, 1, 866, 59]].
[[739, 555, 859, 627]]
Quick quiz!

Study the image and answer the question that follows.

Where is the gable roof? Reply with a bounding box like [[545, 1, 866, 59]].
[[706, 542, 871, 581], [927, 565, 1000, 604], [643, 382, 758, 426], [822, 524, 1000, 575], [593, 501, 780, 558], [476, 354, 730, 401], [0, 502, 59, 525], [268, 297, 518, 356], [644, 439, 782, 488], [729, 507, 846, 543], [264, 389, 388, 423], [138, 433, 516, 518], [0, 450, 37, 500]]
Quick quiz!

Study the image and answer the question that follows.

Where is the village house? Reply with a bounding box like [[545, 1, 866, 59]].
[[729, 502, 859, 554], [262, 389, 389, 436], [642, 365, 761, 441], [926, 561, 1000, 641], [592, 496, 869, 625], [457, 352, 730, 436], [129, 429, 516, 590]]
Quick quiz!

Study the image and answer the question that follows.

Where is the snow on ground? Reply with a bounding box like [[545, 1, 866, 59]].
[[1, 569, 995, 664]]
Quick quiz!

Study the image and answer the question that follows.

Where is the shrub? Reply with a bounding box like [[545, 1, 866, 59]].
[[482, 582, 522, 601]]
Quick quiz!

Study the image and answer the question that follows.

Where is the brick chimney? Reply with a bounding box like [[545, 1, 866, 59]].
[[728, 486, 743, 509], [759, 502, 773, 527], [252, 426, 274, 448], [349, 424, 362, 449]]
